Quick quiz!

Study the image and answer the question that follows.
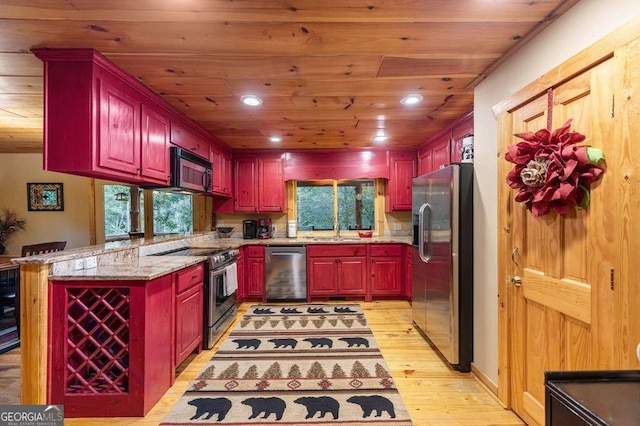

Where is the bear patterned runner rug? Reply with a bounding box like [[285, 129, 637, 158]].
[[161, 304, 413, 425]]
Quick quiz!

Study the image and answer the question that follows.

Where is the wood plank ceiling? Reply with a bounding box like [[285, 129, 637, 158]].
[[0, 0, 579, 153]]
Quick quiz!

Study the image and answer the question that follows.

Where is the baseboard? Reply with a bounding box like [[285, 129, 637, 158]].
[[471, 363, 507, 408]]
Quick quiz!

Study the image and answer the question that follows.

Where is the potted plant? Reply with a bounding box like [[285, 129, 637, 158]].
[[0, 208, 26, 254]]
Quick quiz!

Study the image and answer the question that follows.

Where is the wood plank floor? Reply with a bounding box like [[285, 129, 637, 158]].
[[0, 301, 525, 425]]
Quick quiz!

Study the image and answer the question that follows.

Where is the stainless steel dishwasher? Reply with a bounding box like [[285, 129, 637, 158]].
[[265, 246, 307, 301]]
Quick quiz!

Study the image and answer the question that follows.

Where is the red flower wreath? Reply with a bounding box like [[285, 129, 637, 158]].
[[504, 119, 605, 217]]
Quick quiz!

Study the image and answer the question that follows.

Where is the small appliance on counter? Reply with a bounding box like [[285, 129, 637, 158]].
[[243, 220, 257, 239], [257, 218, 272, 239]]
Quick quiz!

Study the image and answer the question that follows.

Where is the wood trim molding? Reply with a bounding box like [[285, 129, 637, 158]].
[[493, 15, 640, 116], [523, 391, 545, 426], [471, 364, 499, 399], [20, 264, 50, 404]]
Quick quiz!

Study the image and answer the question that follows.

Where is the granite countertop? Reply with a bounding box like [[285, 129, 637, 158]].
[[23, 232, 412, 281], [50, 255, 206, 281]]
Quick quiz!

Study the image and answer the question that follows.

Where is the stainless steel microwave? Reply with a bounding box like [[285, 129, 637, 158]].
[[167, 146, 212, 193]]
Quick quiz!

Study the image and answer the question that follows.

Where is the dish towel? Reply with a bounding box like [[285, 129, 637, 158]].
[[224, 262, 238, 296]]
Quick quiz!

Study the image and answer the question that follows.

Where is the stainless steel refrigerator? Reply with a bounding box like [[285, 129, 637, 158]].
[[412, 164, 473, 372]]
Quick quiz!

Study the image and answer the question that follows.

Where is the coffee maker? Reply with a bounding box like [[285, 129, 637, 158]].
[[243, 220, 257, 239], [257, 218, 272, 239]]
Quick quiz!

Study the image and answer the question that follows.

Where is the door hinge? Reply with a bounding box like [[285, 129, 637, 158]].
[[610, 268, 615, 290], [610, 94, 615, 118]]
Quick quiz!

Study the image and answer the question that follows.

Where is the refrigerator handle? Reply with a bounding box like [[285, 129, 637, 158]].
[[425, 203, 433, 261], [418, 203, 431, 263]]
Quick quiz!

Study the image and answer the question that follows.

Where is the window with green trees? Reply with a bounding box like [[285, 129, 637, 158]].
[[296, 180, 374, 232], [103, 185, 192, 239]]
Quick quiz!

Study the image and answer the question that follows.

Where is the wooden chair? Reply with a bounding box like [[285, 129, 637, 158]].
[[9, 241, 67, 336]]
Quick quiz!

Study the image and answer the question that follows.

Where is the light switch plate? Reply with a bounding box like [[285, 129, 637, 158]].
[[394, 223, 402, 231], [637, 342, 640, 362], [85, 256, 98, 269]]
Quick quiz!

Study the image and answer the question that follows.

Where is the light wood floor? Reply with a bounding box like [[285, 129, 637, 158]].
[[0, 301, 525, 425]]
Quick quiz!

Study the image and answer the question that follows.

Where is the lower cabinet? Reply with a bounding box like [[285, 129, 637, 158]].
[[48, 263, 205, 417], [174, 264, 204, 368], [49, 276, 174, 417], [369, 244, 403, 297], [244, 245, 265, 300], [307, 245, 367, 299]]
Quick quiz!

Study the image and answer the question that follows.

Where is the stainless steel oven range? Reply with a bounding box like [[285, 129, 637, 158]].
[[151, 246, 239, 349]]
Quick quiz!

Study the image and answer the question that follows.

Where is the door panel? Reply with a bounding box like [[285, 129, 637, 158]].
[[508, 59, 614, 425]]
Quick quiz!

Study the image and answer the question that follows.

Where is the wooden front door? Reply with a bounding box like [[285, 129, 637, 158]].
[[500, 54, 622, 425]]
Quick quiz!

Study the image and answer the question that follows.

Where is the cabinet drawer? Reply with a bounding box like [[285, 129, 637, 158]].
[[245, 245, 265, 258], [175, 264, 204, 293], [307, 244, 366, 257], [369, 244, 402, 257]]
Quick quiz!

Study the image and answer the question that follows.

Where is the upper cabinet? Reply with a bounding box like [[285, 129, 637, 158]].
[[169, 121, 210, 162], [418, 112, 473, 175], [32, 48, 229, 187], [228, 153, 284, 213], [210, 144, 232, 197], [386, 151, 416, 211]]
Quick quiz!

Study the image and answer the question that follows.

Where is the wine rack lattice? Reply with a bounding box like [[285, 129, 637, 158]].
[[66, 287, 130, 394]]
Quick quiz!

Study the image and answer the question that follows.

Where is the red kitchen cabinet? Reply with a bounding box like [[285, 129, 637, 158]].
[[307, 245, 367, 299], [170, 121, 210, 162], [450, 114, 473, 164], [244, 245, 265, 300], [233, 154, 284, 212], [49, 275, 174, 417], [141, 104, 170, 182], [369, 244, 403, 297], [431, 134, 451, 171], [418, 112, 473, 174], [34, 49, 171, 186], [259, 156, 285, 212], [174, 264, 204, 368], [211, 145, 232, 196], [233, 156, 258, 211], [419, 149, 433, 175], [387, 152, 416, 211]]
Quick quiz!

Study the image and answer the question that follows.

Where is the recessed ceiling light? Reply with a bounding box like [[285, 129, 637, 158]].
[[269, 136, 282, 143], [241, 95, 263, 106], [400, 94, 423, 105], [373, 130, 387, 143]]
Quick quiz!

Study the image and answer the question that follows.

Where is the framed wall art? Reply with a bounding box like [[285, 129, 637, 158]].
[[27, 182, 64, 211]]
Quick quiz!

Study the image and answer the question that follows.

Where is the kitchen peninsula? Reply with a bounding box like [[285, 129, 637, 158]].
[[12, 232, 411, 417]]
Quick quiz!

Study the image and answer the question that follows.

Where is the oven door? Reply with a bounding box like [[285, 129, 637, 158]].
[[205, 261, 238, 349]]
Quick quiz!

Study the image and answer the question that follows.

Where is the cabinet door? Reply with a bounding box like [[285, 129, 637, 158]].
[[337, 256, 367, 295], [211, 148, 224, 195], [388, 154, 416, 211], [308, 258, 338, 295], [246, 257, 265, 297], [221, 153, 232, 195], [140, 104, 170, 184], [98, 76, 140, 175], [451, 115, 473, 164], [432, 135, 451, 170], [175, 284, 203, 367], [419, 150, 433, 175], [258, 156, 284, 212], [371, 256, 402, 296], [234, 157, 258, 212]]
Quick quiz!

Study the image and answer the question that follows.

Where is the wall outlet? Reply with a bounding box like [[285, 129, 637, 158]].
[[394, 223, 402, 231], [85, 256, 98, 269], [74, 259, 84, 271]]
